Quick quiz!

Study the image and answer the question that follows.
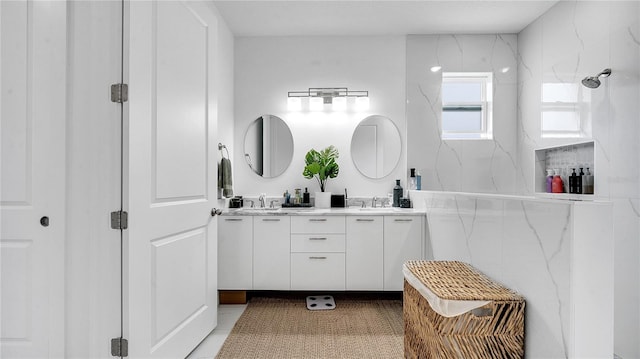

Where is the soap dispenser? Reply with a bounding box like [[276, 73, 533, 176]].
[[303, 187, 310, 204]]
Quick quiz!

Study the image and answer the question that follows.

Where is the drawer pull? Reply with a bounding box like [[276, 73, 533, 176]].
[[394, 219, 413, 222], [309, 256, 327, 260], [309, 218, 327, 222], [262, 218, 281, 222], [309, 237, 327, 241], [224, 218, 243, 221], [356, 219, 374, 222]]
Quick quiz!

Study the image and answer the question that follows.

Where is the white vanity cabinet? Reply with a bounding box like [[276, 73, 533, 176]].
[[345, 216, 384, 290], [290, 216, 346, 290], [218, 216, 253, 289], [253, 216, 291, 290], [383, 215, 423, 290], [218, 211, 424, 292]]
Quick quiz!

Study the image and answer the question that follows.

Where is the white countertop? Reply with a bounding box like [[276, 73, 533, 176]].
[[221, 207, 426, 216]]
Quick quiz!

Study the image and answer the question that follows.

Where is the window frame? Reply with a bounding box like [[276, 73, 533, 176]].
[[441, 72, 493, 140]]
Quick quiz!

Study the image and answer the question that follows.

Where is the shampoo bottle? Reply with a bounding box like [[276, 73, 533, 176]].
[[583, 168, 594, 194], [576, 168, 583, 194], [546, 169, 554, 193], [552, 172, 564, 193], [393, 180, 403, 207], [569, 169, 577, 194]]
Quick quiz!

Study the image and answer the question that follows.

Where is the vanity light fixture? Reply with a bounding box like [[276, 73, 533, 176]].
[[287, 87, 369, 111]]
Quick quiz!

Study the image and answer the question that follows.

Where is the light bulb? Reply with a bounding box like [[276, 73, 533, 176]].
[[355, 97, 369, 111], [287, 97, 301, 111], [332, 97, 347, 111], [309, 97, 324, 111]]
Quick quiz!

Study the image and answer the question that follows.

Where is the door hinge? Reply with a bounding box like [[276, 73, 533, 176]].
[[111, 337, 128, 357], [110, 83, 128, 103], [110, 210, 128, 230]]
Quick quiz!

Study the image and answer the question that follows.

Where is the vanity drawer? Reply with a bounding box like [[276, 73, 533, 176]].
[[290, 253, 346, 290], [291, 234, 345, 253], [291, 216, 345, 234]]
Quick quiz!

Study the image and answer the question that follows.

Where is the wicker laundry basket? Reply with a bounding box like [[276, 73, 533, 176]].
[[403, 260, 525, 359]]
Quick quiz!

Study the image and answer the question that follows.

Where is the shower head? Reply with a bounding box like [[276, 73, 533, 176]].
[[581, 68, 612, 88]]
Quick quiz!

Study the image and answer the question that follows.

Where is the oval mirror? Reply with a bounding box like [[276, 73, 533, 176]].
[[243, 115, 294, 178], [351, 115, 401, 179]]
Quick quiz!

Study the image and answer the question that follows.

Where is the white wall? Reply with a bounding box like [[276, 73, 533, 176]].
[[406, 35, 519, 194], [233, 36, 406, 198], [517, 2, 640, 357], [211, 2, 235, 200]]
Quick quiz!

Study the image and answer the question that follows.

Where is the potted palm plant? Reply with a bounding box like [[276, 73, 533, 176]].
[[303, 145, 339, 208]]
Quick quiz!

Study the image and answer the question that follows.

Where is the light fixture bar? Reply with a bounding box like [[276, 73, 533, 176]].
[[287, 87, 368, 98], [287, 87, 369, 111]]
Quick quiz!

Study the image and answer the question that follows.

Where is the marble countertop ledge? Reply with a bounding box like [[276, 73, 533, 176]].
[[221, 207, 426, 216], [409, 190, 612, 207]]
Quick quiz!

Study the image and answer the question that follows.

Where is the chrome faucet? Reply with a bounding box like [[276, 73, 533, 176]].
[[245, 199, 255, 208], [269, 200, 279, 209], [258, 193, 266, 208]]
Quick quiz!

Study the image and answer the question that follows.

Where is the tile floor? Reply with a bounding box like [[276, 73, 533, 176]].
[[186, 304, 247, 359]]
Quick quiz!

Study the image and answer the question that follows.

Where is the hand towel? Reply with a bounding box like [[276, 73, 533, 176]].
[[219, 157, 233, 198]]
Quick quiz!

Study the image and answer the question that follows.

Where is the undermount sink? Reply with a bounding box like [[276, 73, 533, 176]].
[[357, 207, 397, 211], [234, 207, 281, 213]]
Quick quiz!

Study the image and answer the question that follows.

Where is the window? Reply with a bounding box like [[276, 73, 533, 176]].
[[541, 83, 591, 138], [441, 72, 493, 140]]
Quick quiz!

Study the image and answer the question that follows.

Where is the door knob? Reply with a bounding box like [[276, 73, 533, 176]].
[[211, 208, 222, 217], [40, 216, 49, 227]]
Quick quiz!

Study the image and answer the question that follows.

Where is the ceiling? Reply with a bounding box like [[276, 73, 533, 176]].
[[212, 1, 559, 37]]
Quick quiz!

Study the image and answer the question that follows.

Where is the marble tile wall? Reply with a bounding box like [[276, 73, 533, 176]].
[[411, 190, 613, 358], [517, 2, 640, 357], [406, 35, 519, 195]]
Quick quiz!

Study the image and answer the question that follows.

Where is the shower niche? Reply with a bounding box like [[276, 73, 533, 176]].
[[534, 141, 596, 200]]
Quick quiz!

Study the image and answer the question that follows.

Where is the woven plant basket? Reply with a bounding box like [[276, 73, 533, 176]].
[[403, 261, 525, 359]]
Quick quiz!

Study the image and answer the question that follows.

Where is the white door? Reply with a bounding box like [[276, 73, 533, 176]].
[[126, 1, 219, 357], [0, 1, 66, 358]]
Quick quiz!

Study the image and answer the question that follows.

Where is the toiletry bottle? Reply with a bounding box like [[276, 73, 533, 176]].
[[408, 168, 417, 190], [284, 190, 290, 204], [393, 179, 403, 207], [416, 170, 422, 190], [569, 169, 577, 194], [303, 187, 310, 204], [546, 169, 554, 193], [294, 188, 301, 204], [552, 172, 564, 193], [584, 168, 594, 194], [577, 168, 583, 194]]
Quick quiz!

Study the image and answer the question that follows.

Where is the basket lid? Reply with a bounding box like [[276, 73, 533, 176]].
[[405, 260, 523, 301]]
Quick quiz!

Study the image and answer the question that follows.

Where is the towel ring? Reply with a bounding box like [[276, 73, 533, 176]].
[[218, 143, 230, 159]]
